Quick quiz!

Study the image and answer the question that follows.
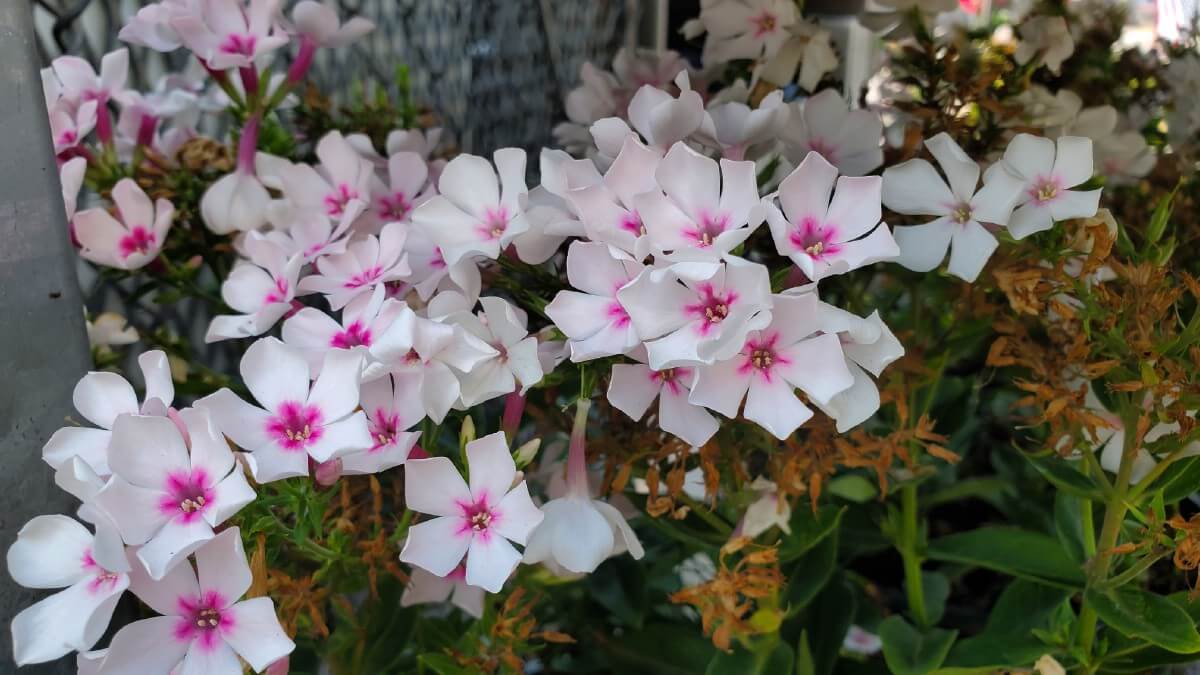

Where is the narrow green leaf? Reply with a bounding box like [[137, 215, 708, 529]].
[[879, 616, 958, 675], [1054, 493, 1089, 565], [705, 642, 794, 675], [1149, 455, 1200, 503], [779, 505, 845, 562], [785, 529, 838, 611], [1085, 587, 1200, 654], [803, 576, 856, 675], [828, 474, 879, 502], [926, 527, 1085, 588], [1026, 454, 1105, 500], [919, 572, 951, 626], [1146, 185, 1177, 244]]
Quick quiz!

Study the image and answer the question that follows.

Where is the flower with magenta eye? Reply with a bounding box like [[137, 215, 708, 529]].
[[73, 179, 173, 271]]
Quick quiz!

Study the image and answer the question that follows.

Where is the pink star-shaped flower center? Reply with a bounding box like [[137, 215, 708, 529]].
[[158, 468, 216, 523], [478, 206, 510, 241], [620, 210, 647, 236], [324, 183, 360, 217], [118, 226, 157, 259], [368, 409, 400, 451], [267, 401, 324, 451], [455, 494, 502, 542], [1028, 175, 1062, 205], [218, 33, 257, 57], [174, 590, 233, 651], [331, 320, 372, 348], [686, 211, 730, 247], [344, 265, 383, 289], [264, 277, 289, 305], [685, 283, 738, 335], [737, 332, 791, 383], [81, 549, 123, 595], [378, 191, 413, 221], [789, 216, 841, 259], [750, 10, 779, 38], [651, 366, 693, 396]]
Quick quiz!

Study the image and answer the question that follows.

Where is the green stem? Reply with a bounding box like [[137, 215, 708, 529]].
[[900, 483, 930, 629], [680, 494, 733, 536]]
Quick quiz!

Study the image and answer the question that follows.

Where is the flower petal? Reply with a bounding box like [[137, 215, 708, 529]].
[[97, 616, 188, 674], [93, 477, 171, 545], [892, 219, 954, 273], [606, 363, 660, 421], [196, 528, 251, 607], [744, 375, 813, 440], [136, 519, 213, 581], [465, 533, 521, 593], [399, 515, 472, 576], [404, 457, 472, 517], [466, 432, 517, 506], [305, 411, 373, 463], [947, 220, 999, 282], [12, 576, 128, 666], [222, 597, 296, 672], [7, 515, 92, 589], [73, 371, 138, 429], [493, 481, 543, 546], [107, 414, 190, 489], [241, 337, 310, 412], [881, 158, 954, 217], [659, 384, 720, 447]]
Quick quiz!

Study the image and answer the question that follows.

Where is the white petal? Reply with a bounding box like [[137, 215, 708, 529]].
[[595, 499, 644, 560], [305, 412, 372, 463], [775, 333, 854, 405], [744, 375, 813, 439], [93, 477, 170, 545], [399, 566, 455, 607], [107, 414, 190, 488], [136, 518, 213, 581], [549, 498, 615, 574], [222, 598, 296, 672], [73, 371, 137, 429], [947, 221, 999, 282], [659, 385, 720, 447], [464, 533, 521, 593], [690, 357, 751, 418], [137, 350, 175, 409], [126, 543, 199, 615], [196, 528, 251, 609], [12, 577, 128, 666], [241, 337, 310, 412], [466, 432, 517, 506], [195, 389, 272, 453], [607, 363, 660, 421], [1002, 133, 1055, 180], [819, 363, 882, 433], [42, 427, 111, 475], [244, 444, 310, 483], [404, 457, 471, 517], [94, 616, 188, 675], [7, 515, 91, 589], [438, 153, 500, 220], [1053, 136, 1094, 187], [881, 159, 954, 217], [1049, 189, 1101, 222], [778, 151, 838, 224], [1006, 201, 1055, 240], [399, 516, 472, 576], [892, 219, 954, 273], [179, 408, 234, 483], [493, 481, 543, 546], [924, 132, 980, 203], [208, 467, 256, 526], [178, 639, 242, 675], [307, 349, 364, 422]]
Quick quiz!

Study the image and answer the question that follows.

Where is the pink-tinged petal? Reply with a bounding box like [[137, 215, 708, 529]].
[[341, 431, 419, 475], [568, 317, 640, 362], [604, 135, 661, 207], [775, 333, 855, 405], [138, 350, 175, 409], [399, 566, 455, 607], [892, 218, 954, 273], [244, 444, 310, 483], [438, 153, 500, 220], [881, 159, 954, 217], [281, 308, 343, 365], [636, 188, 701, 253], [1002, 133, 1056, 180], [565, 240, 638, 296], [545, 291, 616, 343], [607, 363, 659, 421], [307, 349, 364, 421], [818, 363, 881, 433], [647, 90, 706, 149], [778, 151, 838, 224], [6, 515, 92, 589], [387, 151, 429, 198], [178, 639, 241, 675], [400, 515, 472, 576], [492, 481, 543, 545], [51, 55, 99, 95], [218, 264, 276, 315], [659, 385, 720, 447], [832, 224, 900, 273], [220, 597, 296, 672], [464, 533, 521, 593], [241, 337, 310, 412], [195, 389, 272, 452], [690, 357, 752, 418], [717, 158, 760, 225], [126, 540, 200, 616], [1006, 200, 1055, 240], [466, 432, 517, 506], [137, 518, 213, 581], [108, 414, 190, 488], [195, 528, 251, 607], [826, 176, 883, 242], [178, 408, 234, 482], [112, 179, 155, 234], [419, 362, 463, 424], [98, 47, 129, 92], [615, 270, 692, 340], [656, 142, 721, 221], [42, 426, 111, 474], [405, 457, 472, 517], [305, 411, 372, 463], [768, 291, 823, 347], [93, 616, 187, 674], [94, 477, 170, 545], [450, 580, 486, 618], [11, 575, 128, 666], [412, 195, 498, 265], [1048, 189, 1101, 222], [207, 466, 256, 527], [73, 371, 138, 429], [947, 220, 999, 282], [1053, 136, 1094, 188], [744, 375, 813, 440]]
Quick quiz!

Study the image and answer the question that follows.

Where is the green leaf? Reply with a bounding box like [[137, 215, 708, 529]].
[[828, 474, 879, 502], [1149, 455, 1200, 503], [796, 632, 816, 675], [785, 528, 838, 611], [1146, 184, 1177, 244], [926, 526, 1085, 588], [1085, 587, 1200, 654], [605, 622, 718, 675], [1026, 454, 1105, 500], [1054, 493, 1089, 565], [944, 579, 1070, 669], [879, 616, 958, 675], [705, 641, 794, 675], [418, 653, 474, 675], [588, 556, 647, 629], [802, 576, 856, 675], [918, 572, 951, 626], [779, 505, 845, 562]]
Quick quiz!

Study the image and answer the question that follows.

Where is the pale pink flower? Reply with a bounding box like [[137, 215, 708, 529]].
[[262, 198, 364, 264], [364, 305, 497, 423], [617, 257, 774, 370], [297, 222, 410, 310], [119, 0, 197, 52], [277, 131, 384, 229], [1014, 16, 1074, 75], [811, 299, 905, 432], [591, 72, 706, 156], [437, 296, 545, 406], [699, 0, 797, 63], [74, 179, 173, 271], [171, 0, 289, 70], [764, 151, 898, 281], [282, 286, 404, 373], [780, 89, 883, 176], [545, 241, 644, 362], [607, 352, 719, 447], [289, 0, 375, 48], [400, 565, 485, 618], [43, 350, 175, 477], [690, 292, 854, 439], [93, 409, 256, 579], [61, 156, 88, 222], [99, 528, 294, 674], [993, 134, 1101, 239], [636, 142, 762, 261], [400, 432, 544, 593], [695, 87, 790, 160], [49, 99, 97, 154], [411, 149, 530, 265], [508, 149, 598, 264], [375, 151, 436, 223], [48, 49, 129, 110], [386, 127, 444, 160], [567, 134, 661, 260], [197, 338, 372, 482], [7, 516, 129, 665], [339, 374, 422, 475], [882, 132, 1024, 282], [399, 225, 481, 302], [205, 236, 302, 342]]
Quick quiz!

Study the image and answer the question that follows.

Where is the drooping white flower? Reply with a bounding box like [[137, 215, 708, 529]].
[[93, 409, 256, 579], [881, 132, 1023, 282], [545, 241, 644, 362], [617, 257, 774, 370], [73, 179, 173, 271], [765, 151, 898, 282], [1014, 16, 1075, 75], [206, 236, 303, 343], [400, 565, 485, 618], [437, 296, 545, 407], [197, 337, 372, 482], [43, 350, 175, 477], [98, 528, 294, 674], [992, 133, 1101, 239], [400, 432, 544, 593], [636, 142, 762, 261], [411, 149, 530, 265], [297, 222, 411, 310], [698, 0, 797, 64], [171, 0, 289, 70], [690, 292, 854, 439], [6, 515, 129, 666], [607, 352, 719, 447], [811, 299, 905, 432], [780, 89, 884, 177]]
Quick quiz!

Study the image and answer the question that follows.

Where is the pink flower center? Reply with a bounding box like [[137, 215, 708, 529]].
[[218, 33, 257, 57], [455, 494, 502, 541], [58, 130, 78, 147], [324, 183, 360, 217], [344, 265, 383, 289], [267, 401, 324, 451], [369, 409, 400, 451], [1029, 175, 1062, 204], [174, 591, 233, 651], [264, 277, 289, 304], [751, 10, 779, 38], [607, 300, 631, 329], [685, 283, 738, 335], [118, 225, 157, 259], [430, 247, 447, 269], [788, 216, 841, 259], [620, 210, 647, 236], [737, 332, 790, 383], [331, 320, 372, 348], [651, 366, 692, 396], [479, 206, 510, 240], [158, 468, 215, 523], [686, 211, 730, 247], [378, 191, 413, 221], [806, 138, 838, 164], [81, 549, 123, 594]]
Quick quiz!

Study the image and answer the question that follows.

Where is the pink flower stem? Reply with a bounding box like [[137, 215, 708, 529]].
[[723, 145, 746, 161], [201, 58, 244, 108], [566, 398, 592, 497], [501, 391, 526, 441], [237, 113, 261, 175], [94, 100, 113, 148], [287, 36, 317, 87], [136, 113, 159, 148], [239, 66, 260, 103]]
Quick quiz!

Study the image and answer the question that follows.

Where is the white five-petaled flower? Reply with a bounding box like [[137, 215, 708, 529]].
[[881, 132, 1023, 282], [282, 285, 404, 374], [992, 133, 1101, 240], [375, 151, 436, 223], [290, 0, 375, 48], [636, 142, 762, 261], [93, 409, 256, 580], [765, 151, 898, 282], [780, 89, 884, 177], [607, 351, 720, 447], [591, 72, 706, 157], [438, 296, 545, 407], [699, 0, 797, 64], [43, 350, 175, 477], [690, 292, 854, 439], [545, 241, 645, 362], [277, 131, 384, 229], [297, 221, 411, 310], [617, 257, 774, 370], [400, 432, 544, 593], [567, 134, 661, 260], [1014, 16, 1075, 75], [695, 86, 790, 161], [811, 298, 905, 432], [171, 0, 289, 70], [412, 149, 530, 265], [400, 565, 485, 618], [197, 337, 372, 482], [1058, 106, 1156, 186], [206, 236, 303, 343], [74, 179, 173, 271], [49, 99, 97, 154], [7, 515, 130, 666], [338, 374, 422, 476], [47, 49, 129, 110], [98, 528, 294, 674]]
